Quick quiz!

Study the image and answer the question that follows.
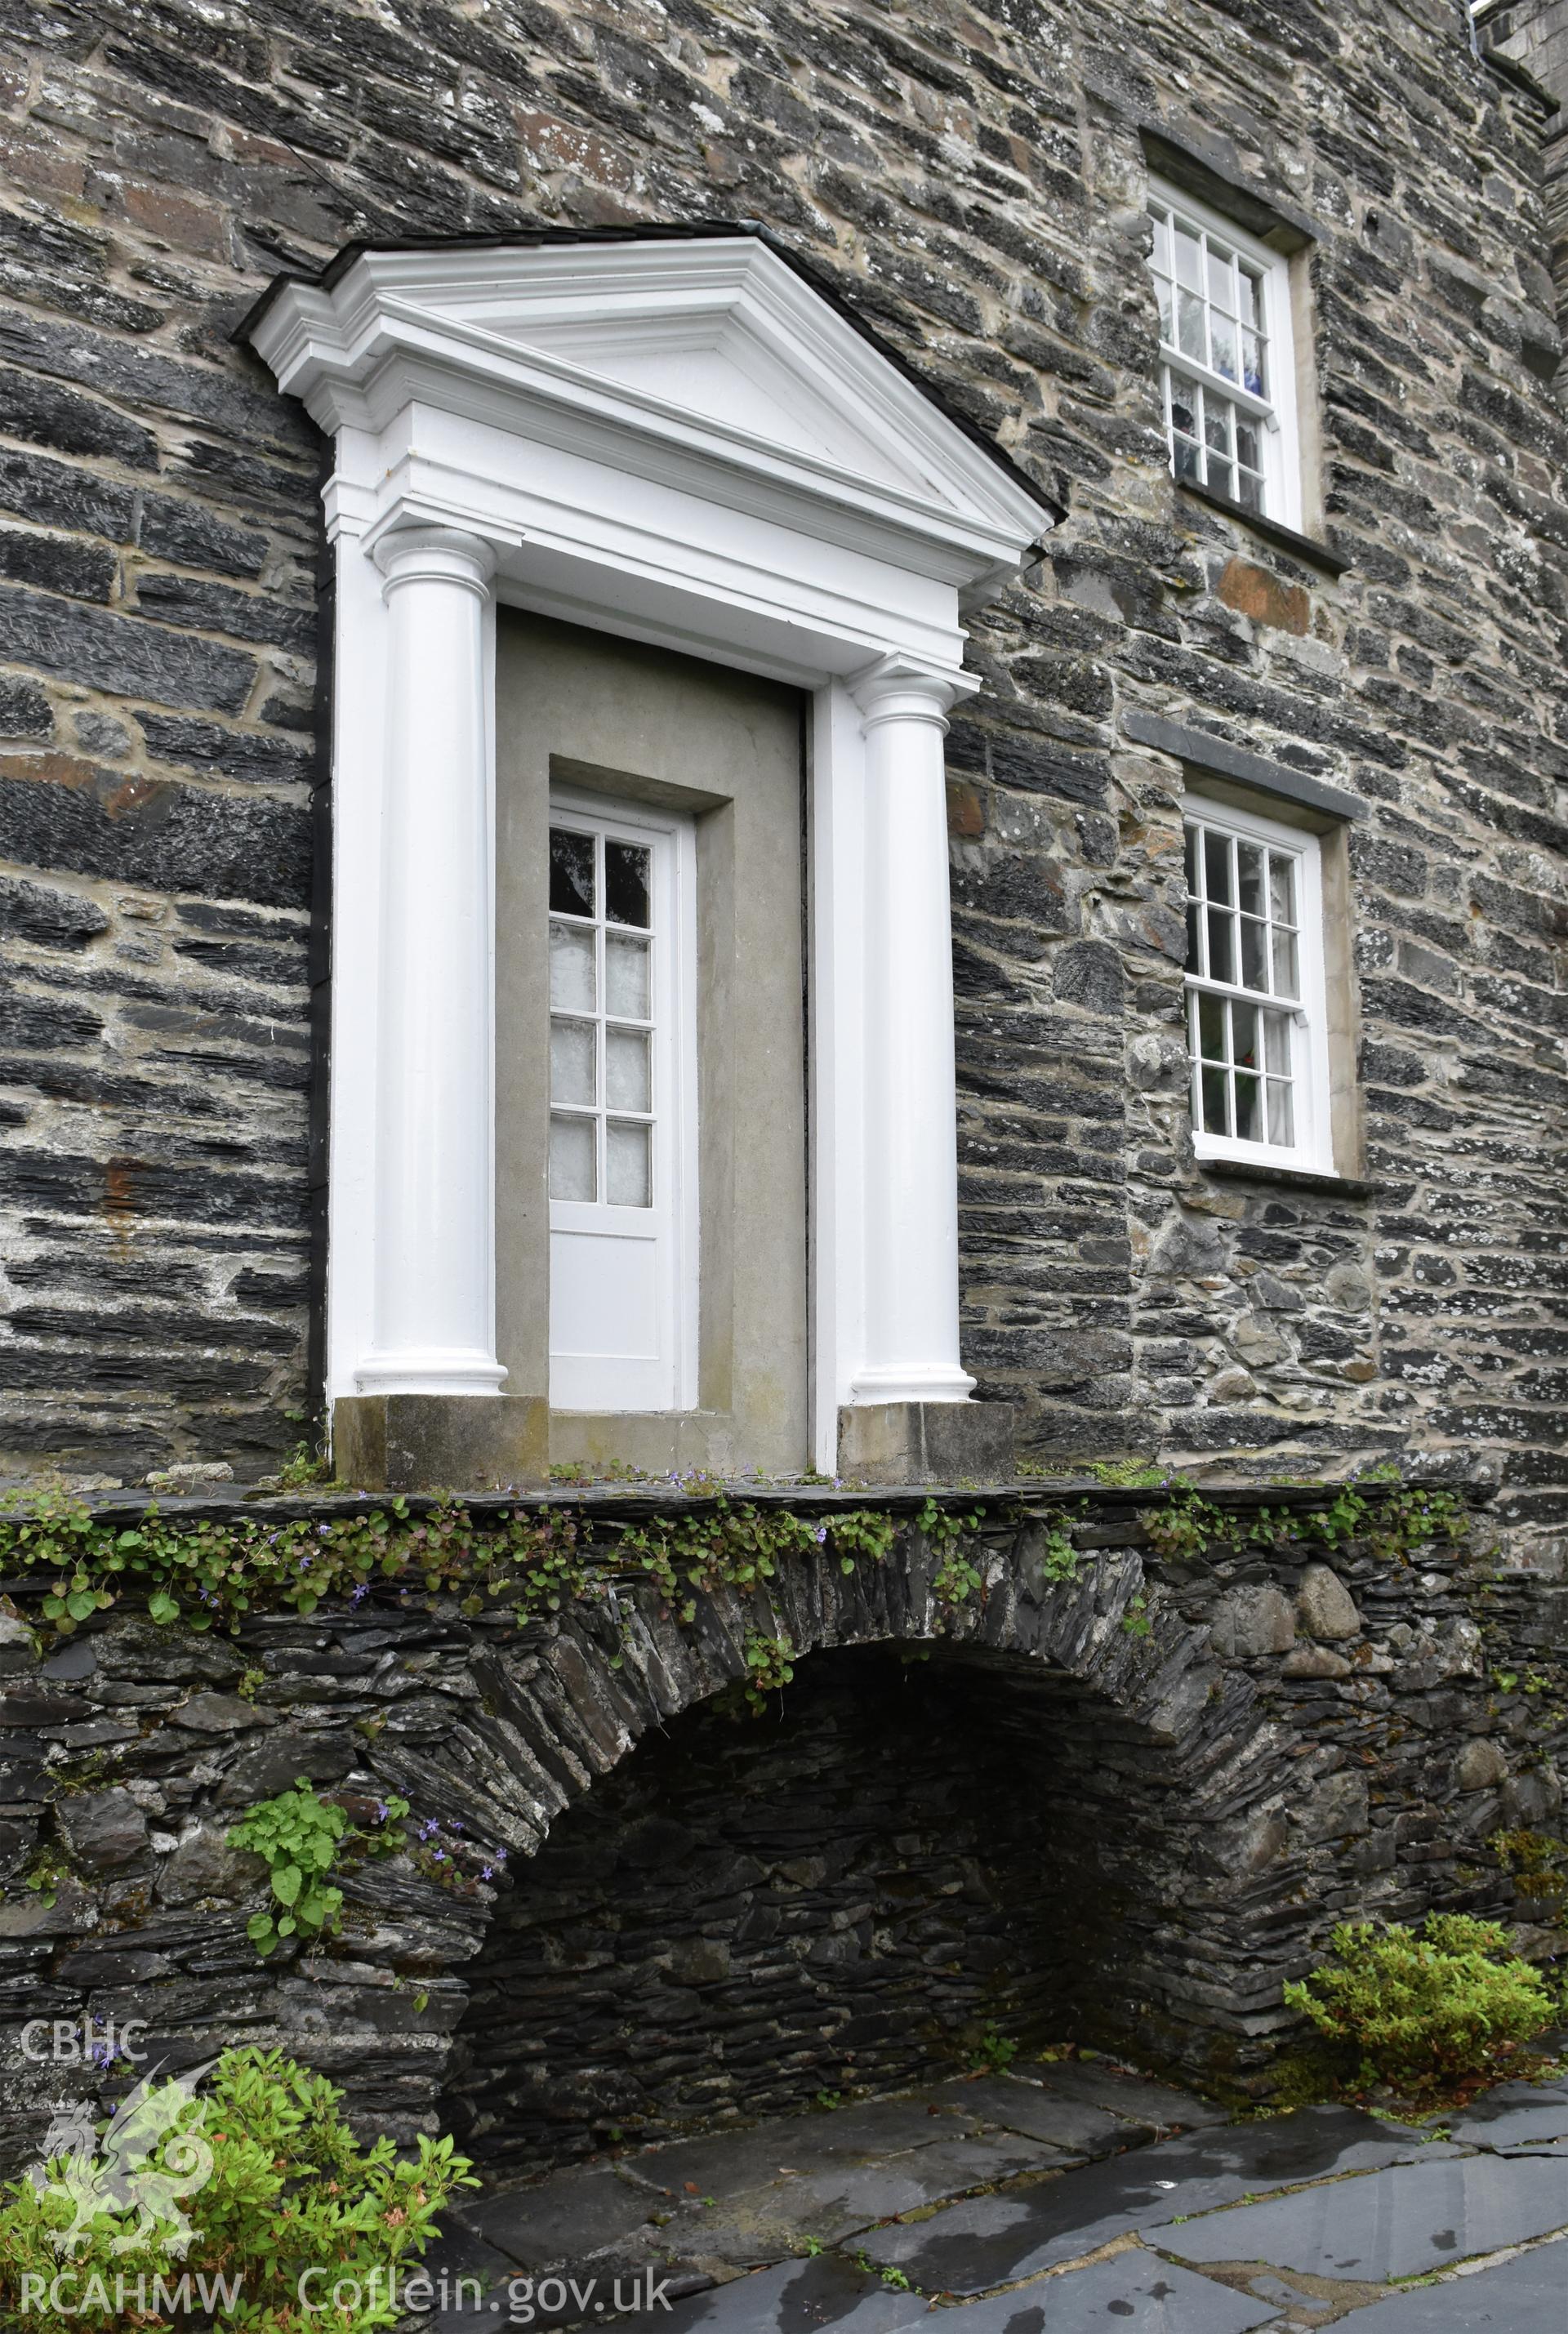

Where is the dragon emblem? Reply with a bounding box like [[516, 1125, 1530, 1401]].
[[29, 2060, 216, 2261]]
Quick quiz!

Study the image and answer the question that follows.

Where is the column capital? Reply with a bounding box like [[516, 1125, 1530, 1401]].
[[372, 524, 498, 599], [849, 652, 979, 731]]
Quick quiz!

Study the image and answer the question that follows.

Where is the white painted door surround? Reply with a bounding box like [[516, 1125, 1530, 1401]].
[[244, 227, 1056, 1473]]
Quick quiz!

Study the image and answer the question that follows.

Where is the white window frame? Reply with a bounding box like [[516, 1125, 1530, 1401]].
[[1183, 792, 1332, 1175], [1147, 176, 1302, 533], [546, 787, 699, 1413]]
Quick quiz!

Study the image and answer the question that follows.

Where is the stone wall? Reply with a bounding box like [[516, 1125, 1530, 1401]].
[[0, 1, 1563, 1539], [0, 1490, 1561, 2173]]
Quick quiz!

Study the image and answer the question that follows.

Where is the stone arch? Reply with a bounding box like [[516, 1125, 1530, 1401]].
[[340, 1525, 1298, 2154]]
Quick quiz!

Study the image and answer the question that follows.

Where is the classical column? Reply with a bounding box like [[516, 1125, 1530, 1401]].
[[357, 526, 505, 1395], [849, 655, 976, 1406]]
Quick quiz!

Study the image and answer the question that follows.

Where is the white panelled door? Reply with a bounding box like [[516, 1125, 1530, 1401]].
[[546, 791, 696, 1410]]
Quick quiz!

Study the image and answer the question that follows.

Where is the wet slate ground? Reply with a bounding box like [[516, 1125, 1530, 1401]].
[[421, 2054, 1568, 2330]]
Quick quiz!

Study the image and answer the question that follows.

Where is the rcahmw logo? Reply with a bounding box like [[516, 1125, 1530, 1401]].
[[25, 2059, 216, 2263]]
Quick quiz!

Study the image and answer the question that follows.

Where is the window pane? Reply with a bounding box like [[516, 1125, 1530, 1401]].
[[1238, 842, 1266, 915], [1234, 1071, 1263, 1143], [1268, 853, 1297, 924], [1272, 928, 1299, 998], [1267, 1080, 1294, 1146], [1231, 1000, 1259, 1070], [606, 1026, 651, 1112], [1242, 330, 1266, 398], [549, 921, 595, 1013], [1178, 286, 1205, 360], [1197, 991, 1226, 1061], [1236, 469, 1264, 514], [549, 1017, 595, 1107], [1184, 823, 1201, 894], [1207, 907, 1236, 984], [1204, 831, 1232, 903], [1239, 267, 1261, 328], [1205, 402, 1230, 455], [1236, 418, 1261, 472], [1174, 434, 1200, 482], [605, 840, 651, 928], [1200, 1063, 1230, 1136], [1174, 222, 1201, 288], [1152, 209, 1171, 273], [1206, 242, 1235, 310], [1169, 378, 1197, 439], [1207, 459, 1234, 502], [1156, 277, 1174, 340], [607, 1119, 651, 1207], [549, 827, 595, 918], [606, 933, 650, 1019], [1239, 917, 1267, 991], [550, 1113, 595, 1201], [1263, 1009, 1292, 1075], [1186, 901, 1202, 973], [1210, 315, 1237, 382]]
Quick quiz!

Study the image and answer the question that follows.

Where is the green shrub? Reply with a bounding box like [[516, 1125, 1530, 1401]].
[[1283, 1913, 1557, 2100], [0, 2045, 475, 2332]]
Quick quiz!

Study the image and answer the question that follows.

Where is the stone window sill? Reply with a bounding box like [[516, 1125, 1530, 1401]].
[[1178, 480, 1351, 578], [1199, 1156, 1379, 1199]]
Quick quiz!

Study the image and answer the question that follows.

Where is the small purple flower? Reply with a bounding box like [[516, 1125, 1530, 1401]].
[[417, 1817, 440, 1841], [318, 1524, 332, 1539], [448, 1820, 464, 1834], [374, 1801, 391, 1823], [479, 1864, 497, 1881], [813, 1525, 827, 1544], [350, 1583, 369, 1606]]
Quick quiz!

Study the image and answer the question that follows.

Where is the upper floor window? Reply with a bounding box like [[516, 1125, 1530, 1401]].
[[1183, 795, 1330, 1174], [1147, 179, 1302, 532]]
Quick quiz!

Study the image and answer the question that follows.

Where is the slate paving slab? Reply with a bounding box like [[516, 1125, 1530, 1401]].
[[942, 2252, 1281, 2332], [674, 2128, 1076, 2259], [641, 2254, 930, 2329], [1012, 2060, 1230, 2132], [634, 2095, 991, 2198], [1158, 2152, 1568, 2282], [461, 2164, 663, 2268], [920, 2073, 1155, 2157], [858, 2105, 1418, 2295], [1326, 2236, 1568, 2331], [1448, 2080, 1568, 2151]]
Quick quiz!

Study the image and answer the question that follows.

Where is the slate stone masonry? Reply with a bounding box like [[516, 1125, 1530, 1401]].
[[0, 1489, 1561, 2173], [0, 1, 1564, 1554]]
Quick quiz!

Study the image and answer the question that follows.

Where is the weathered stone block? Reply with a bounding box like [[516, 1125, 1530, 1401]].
[[1209, 1585, 1296, 1659], [1296, 1564, 1361, 1641], [836, 1400, 1016, 1486], [332, 1393, 550, 1493]]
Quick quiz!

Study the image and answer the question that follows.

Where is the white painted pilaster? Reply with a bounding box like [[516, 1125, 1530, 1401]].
[[356, 526, 506, 1396], [848, 656, 977, 1406]]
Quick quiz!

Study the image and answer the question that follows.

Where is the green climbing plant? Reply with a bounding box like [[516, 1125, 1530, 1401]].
[[226, 1779, 408, 1958]]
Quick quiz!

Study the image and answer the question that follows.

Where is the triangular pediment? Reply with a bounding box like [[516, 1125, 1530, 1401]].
[[243, 230, 1057, 585], [453, 306, 921, 493]]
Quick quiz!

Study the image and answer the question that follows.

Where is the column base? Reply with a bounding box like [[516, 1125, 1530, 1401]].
[[332, 1394, 549, 1493], [836, 1401, 1015, 1488]]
